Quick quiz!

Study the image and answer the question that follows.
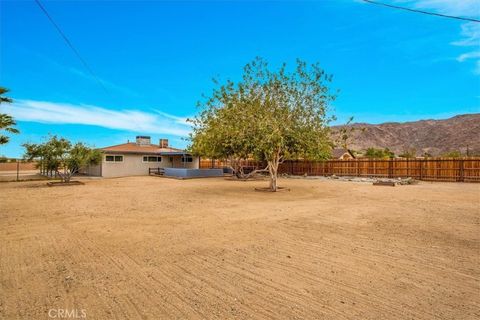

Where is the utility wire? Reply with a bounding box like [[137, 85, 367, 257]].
[[34, 0, 109, 93], [361, 0, 480, 23]]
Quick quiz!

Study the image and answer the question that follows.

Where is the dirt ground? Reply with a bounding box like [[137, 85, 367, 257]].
[[0, 177, 479, 320]]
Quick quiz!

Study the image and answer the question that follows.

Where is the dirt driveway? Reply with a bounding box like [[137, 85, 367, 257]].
[[0, 177, 478, 319]]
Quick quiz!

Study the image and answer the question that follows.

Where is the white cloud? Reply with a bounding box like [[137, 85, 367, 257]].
[[40, 56, 139, 97], [451, 22, 480, 47], [152, 109, 191, 126], [3, 99, 192, 137], [457, 51, 480, 62], [408, 0, 480, 16], [67, 66, 139, 97], [400, 1, 480, 74]]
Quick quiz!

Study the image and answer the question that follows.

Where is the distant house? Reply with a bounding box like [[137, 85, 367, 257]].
[[331, 148, 356, 160], [85, 136, 199, 178]]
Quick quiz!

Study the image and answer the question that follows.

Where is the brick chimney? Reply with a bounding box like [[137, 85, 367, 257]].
[[159, 139, 169, 148], [136, 136, 151, 145]]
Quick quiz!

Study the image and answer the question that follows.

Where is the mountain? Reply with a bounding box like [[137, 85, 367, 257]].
[[332, 114, 480, 156]]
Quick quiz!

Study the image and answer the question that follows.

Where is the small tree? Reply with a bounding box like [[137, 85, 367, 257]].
[[399, 147, 416, 158], [364, 147, 395, 159], [334, 117, 366, 151], [0, 87, 19, 145], [190, 58, 336, 191], [441, 150, 463, 158], [23, 136, 101, 183]]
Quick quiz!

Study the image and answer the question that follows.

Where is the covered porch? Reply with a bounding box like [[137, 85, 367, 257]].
[[160, 152, 198, 169], [149, 152, 223, 178]]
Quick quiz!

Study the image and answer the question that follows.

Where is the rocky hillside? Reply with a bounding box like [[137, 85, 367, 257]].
[[332, 114, 480, 156]]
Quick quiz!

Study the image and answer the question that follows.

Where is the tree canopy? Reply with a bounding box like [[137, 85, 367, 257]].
[[441, 150, 463, 158], [189, 58, 336, 191], [23, 136, 101, 183], [363, 147, 395, 159], [398, 147, 417, 158], [0, 87, 19, 145]]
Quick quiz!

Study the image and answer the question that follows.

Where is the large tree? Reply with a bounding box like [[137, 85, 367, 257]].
[[189, 58, 336, 191], [0, 87, 19, 145], [23, 136, 101, 183]]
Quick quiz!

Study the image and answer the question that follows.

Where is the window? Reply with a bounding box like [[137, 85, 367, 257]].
[[143, 156, 162, 162], [105, 155, 123, 162], [181, 156, 193, 163]]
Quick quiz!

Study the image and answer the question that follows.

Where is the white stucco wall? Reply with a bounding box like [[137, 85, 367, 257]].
[[100, 154, 199, 178]]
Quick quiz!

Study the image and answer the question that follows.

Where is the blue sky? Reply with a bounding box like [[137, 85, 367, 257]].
[[1, 0, 479, 157]]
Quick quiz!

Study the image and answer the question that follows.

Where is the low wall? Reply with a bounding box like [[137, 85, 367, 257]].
[[0, 162, 37, 171], [164, 168, 223, 178]]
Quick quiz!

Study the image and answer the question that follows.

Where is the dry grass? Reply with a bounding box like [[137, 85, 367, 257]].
[[0, 177, 478, 319]]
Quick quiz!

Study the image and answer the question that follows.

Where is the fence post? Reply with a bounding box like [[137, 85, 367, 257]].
[[407, 158, 409, 177], [388, 159, 393, 178], [459, 159, 464, 182], [16, 160, 20, 182], [420, 160, 423, 181]]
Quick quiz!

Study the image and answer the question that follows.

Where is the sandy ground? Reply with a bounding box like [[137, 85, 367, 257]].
[[0, 177, 479, 320]]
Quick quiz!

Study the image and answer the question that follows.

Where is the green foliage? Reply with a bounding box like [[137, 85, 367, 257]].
[[364, 147, 395, 159], [189, 57, 336, 191], [0, 87, 19, 145], [334, 117, 365, 150], [399, 148, 416, 158], [23, 135, 101, 182], [441, 150, 463, 158], [0, 87, 13, 104]]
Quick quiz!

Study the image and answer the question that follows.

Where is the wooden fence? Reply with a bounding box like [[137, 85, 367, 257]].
[[200, 158, 480, 182]]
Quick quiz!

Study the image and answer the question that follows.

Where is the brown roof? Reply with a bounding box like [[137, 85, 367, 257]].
[[331, 148, 355, 159], [101, 143, 184, 154]]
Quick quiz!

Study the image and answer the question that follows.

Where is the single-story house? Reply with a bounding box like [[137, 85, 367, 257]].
[[85, 136, 199, 178], [331, 148, 356, 160]]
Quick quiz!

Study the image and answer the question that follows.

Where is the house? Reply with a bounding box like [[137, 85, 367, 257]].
[[85, 136, 199, 178], [331, 148, 356, 160]]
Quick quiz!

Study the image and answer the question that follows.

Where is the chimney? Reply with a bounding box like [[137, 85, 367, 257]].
[[159, 139, 169, 148], [136, 136, 151, 145]]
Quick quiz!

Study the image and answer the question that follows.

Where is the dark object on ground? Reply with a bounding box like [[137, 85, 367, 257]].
[[47, 181, 84, 187], [254, 186, 290, 192], [397, 177, 419, 185], [373, 181, 396, 186]]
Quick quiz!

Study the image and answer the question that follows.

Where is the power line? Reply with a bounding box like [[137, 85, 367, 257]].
[[34, 0, 109, 93], [361, 0, 480, 23]]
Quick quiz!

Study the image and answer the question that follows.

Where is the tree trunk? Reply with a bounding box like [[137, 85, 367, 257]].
[[267, 154, 280, 192], [56, 168, 72, 183]]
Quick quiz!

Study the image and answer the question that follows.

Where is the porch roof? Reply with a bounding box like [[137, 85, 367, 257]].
[[159, 151, 193, 156]]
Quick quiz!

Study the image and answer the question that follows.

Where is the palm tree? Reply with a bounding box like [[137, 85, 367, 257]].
[[0, 87, 19, 145], [0, 87, 13, 104]]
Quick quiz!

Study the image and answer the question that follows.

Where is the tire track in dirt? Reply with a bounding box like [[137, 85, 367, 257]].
[[72, 232, 192, 319], [1, 178, 478, 319]]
